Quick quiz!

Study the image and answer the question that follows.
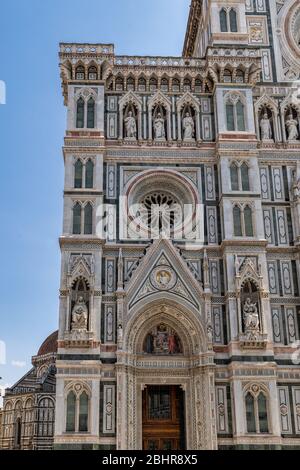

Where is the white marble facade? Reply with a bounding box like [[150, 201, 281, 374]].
[[53, 0, 300, 450]]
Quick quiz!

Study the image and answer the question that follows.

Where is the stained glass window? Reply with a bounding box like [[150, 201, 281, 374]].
[[73, 203, 82, 235], [229, 9, 238, 32], [66, 392, 76, 432], [220, 9, 228, 32], [258, 393, 269, 433], [244, 206, 254, 237], [233, 206, 242, 236], [87, 97, 95, 129], [241, 163, 250, 191], [246, 393, 256, 433], [74, 160, 83, 188], [79, 392, 89, 432], [84, 203, 93, 235], [230, 164, 239, 190], [76, 97, 85, 129], [85, 160, 94, 189]]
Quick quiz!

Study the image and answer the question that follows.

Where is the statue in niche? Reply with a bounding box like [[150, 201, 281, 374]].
[[286, 112, 299, 141], [260, 112, 272, 141], [243, 297, 260, 334], [153, 112, 165, 140], [71, 296, 88, 330], [182, 112, 195, 140], [124, 111, 137, 139]]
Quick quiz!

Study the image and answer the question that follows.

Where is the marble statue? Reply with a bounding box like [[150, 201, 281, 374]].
[[153, 113, 165, 140], [71, 296, 88, 330], [286, 113, 299, 141], [182, 112, 195, 140], [124, 111, 137, 139], [260, 113, 272, 140], [243, 297, 259, 332]]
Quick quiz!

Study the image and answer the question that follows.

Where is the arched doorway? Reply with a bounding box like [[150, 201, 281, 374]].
[[116, 299, 217, 450]]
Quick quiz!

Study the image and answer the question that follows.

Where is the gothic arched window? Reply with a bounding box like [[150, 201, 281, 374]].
[[245, 391, 269, 434], [73, 203, 82, 235], [85, 160, 94, 189], [14, 418, 22, 449], [230, 164, 239, 191], [87, 97, 95, 129], [233, 206, 242, 236], [229, 9, 238, 32], [149, 77, 158, 92], [172, 78, 180, 92], [161, 77, 169, 92], [75, 65, 85, 80], [258, 393, 269, 433], [74, 160, 83, 188], [138, 77, 146, 92], [246, 393, 256, 433], [236, 101, 246, 131], [76, 97, 85, 129], [224, 69, 232, 83], [88, 66, 97, 80], [66, 391, 76, 432], [127, 76, 135, 91], [115, 76, 124, 91], [84, 203, 93, 235], [241, 163, 250, 191], [226, 97, 246, 132], [220, 8, 228, 32], [183, 78, 191, 91], [79, 392, 89, 432], [244, 206, 254, 237]]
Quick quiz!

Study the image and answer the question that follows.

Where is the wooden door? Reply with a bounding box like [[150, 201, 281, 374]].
[[142, 385, 185, 450]]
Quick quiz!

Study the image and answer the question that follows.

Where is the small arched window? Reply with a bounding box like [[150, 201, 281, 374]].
[[88, 66, 97, 80], [236, 69, 245, 83], [116, 76, 124, 91], [76, 97, 85, 129], [127, 76, 135, 91], [245, 391, 269, 434], [87, 97, 95, 129], [66, 391, 76, 432], [220, 8, 228, 32], [84, 203, 93, 235], [224, 69, 232, 83], [230, 164, 239, 191], [195, 78, 202, 93], [79, 392, 89, 432], [76, 65, 85, 80], [183, 78, 191, 91], [244, 206, 254, 237], [138, 77, 146, 92], [233, 206, 242, 236], [74, 160, 83, 188], [85, 160, 94, 189], [14, 418, 22, 449], [73, 203, 82, 235], [241, 163, 250, 191], [149, 77, 158, 92], [161, 78, 169, 92], [172, 78, 180, 92], [229, 9, 238, 32]]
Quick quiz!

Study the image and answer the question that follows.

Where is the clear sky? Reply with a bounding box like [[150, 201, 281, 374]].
[[0, 0, 190, 399]]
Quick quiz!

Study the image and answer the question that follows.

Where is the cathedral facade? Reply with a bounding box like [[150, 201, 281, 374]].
[[53, 0, 300, 450]]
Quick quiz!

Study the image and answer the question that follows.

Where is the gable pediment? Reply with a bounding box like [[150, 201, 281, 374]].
[[126, 239, 202, 311]]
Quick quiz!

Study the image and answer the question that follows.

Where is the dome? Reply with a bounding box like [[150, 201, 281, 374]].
[[37, 331, 58, 356]]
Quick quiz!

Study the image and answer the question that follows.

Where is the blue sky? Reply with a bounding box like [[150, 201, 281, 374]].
[[0, 0, 190, 397]]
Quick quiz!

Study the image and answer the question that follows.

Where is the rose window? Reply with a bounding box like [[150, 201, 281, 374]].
[[139, 192, 183, 235]]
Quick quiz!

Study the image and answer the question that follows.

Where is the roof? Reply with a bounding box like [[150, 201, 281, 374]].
[[183, 0, 202, 58], [37, 331, 58, 356]]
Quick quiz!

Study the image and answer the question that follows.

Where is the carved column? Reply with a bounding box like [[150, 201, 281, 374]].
[[167, 109, 171, 141], [177, 108, 182, 141]]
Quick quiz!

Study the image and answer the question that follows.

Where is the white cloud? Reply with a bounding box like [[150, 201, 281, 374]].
[[11, 360, 26, 368]]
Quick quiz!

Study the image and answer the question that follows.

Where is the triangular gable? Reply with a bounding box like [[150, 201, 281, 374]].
[[126, 238, 202, 310]]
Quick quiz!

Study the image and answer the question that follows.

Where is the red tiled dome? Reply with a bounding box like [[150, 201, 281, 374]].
[[37, 331, 58, 356]]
